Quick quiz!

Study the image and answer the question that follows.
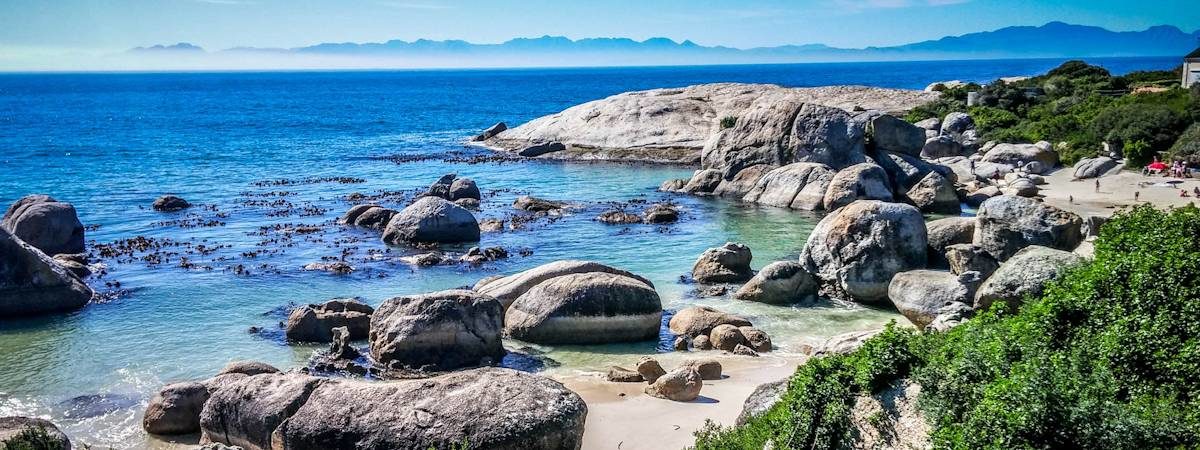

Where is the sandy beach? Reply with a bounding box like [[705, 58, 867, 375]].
[[553, 353, 806, 450], [1038, 167, 1200, 217]]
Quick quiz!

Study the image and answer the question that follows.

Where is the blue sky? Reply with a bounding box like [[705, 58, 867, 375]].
[[1, 0, 1198, 53]]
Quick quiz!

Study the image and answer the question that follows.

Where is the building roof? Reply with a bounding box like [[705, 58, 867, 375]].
[[1188, 47, 1200, 59]]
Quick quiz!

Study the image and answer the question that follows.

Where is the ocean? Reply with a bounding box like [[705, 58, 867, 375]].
[[0, 56, 1177, 447]]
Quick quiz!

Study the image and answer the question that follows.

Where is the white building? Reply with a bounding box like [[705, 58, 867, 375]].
[[1185, 48, 1200, 88]]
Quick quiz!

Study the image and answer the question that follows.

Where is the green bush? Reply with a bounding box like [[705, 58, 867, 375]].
[[696, 205, 1200, 450], [905, 98, 962, 123], [1168, 123, 1200, 164], [2, 426, 68, 450], [968, 106, 1020, 132], [720, 116, 737, 129], [1088, 103, 1185, 165]]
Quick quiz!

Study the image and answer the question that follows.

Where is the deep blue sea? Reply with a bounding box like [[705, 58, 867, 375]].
[[0, 57, 1177, 448]]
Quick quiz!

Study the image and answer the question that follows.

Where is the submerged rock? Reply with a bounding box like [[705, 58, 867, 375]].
[[2, 194, 85, 256], [382, 197, 480, 244], [596, 209, 641, 225], [504, 272, 662, 344], [199, 368, 587, 450], [512, 195, 566, 212], [152, 195, 191, 212], [517, 141, 566, 157], [0, 227, 93, 317], [691, 242, 753, 283], [369, 289, 504, 372], [642, 203, 679, 224], [801, 200, 927, 304]]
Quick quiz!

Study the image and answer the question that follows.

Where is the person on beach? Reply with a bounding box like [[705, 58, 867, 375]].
[[1135, 191, 1140, 202], [1095, 179, 1100, 193]]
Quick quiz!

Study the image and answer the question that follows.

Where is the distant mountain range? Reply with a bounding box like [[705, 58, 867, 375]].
[[111, 22, 1200, 70]]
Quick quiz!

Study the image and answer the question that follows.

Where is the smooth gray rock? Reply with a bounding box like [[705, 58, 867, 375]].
[[868, 114, 925, 156], [606, 366, 643, 383], [712, 164, 772, 198], [914, 117, 940, 130], [920, 135, 962, 159], [1082, 213, 1110, 238], [217, 361, 280, 377], [449, 177, 481, 201], [512, 195, 566, 212], [644, 368, 703, 402], [906, 171, 961, 214], [285, 298, 374, 343], [1073, 156, 1119, 179], [982, 142, 1059, 169], [668, 306, 751, 338], [0, 227, 93, 317], [144, 381, 209, 435], [944, 244, 1000, 280], [681, 169, 723, 194], [659, 178, 687, 192], [679, 359, 723, 380], [975, 195, 1083, 261], [504, 273, 662, 345], [350, 206, 396, 230], [975, 246, 1084, 311], [887, 270, 976, 329], [801, 200, 928, 304], [701, 95, 810, 176], [369, 289, 504, 371], [964, 185, 1001, 207], [475, 260, 654, 309], [822, 163, 893, 210], [2, 194, 85, 256], [940, 112, 974, 136], [925, 217, 976, 266], [788, 103, 869, 170], [201, 369, 586, 450], [807, 329, 882, 356], [339, 204, 376, 225], [1005, 178, 1039, 197], [691, 242, 753, 283], [733, 260, 817, 304], [741, 162, 837, 210], [382, 197, 480, 244]]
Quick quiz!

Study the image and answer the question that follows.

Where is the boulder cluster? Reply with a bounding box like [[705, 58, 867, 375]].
[[1, 195, 93, 318], [340, 174, 483, 245], [607, 357, 724, 402]]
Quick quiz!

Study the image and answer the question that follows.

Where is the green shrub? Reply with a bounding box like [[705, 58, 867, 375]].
[[968, 106, 1020, 132], [1089, 103, 1185, 165], [2, 426, 68, 450], [695, 205, 1200, 450], [905, 99, 962, 123], [720, 116, 737, 129], [1168, 123, 1200, 164]]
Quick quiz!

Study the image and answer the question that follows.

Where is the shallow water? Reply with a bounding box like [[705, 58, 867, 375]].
[[0, 57, 1175, 448]]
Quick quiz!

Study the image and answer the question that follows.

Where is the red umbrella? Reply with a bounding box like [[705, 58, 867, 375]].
[[1148, 162, 1168, 170]]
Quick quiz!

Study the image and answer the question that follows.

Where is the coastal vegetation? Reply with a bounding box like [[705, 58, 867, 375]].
[[907, 61, 1200, 167], [694, 204, 1200, 449]]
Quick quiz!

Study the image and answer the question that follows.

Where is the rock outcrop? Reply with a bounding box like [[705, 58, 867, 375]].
[[691, 242, 753, 283], [144, 381, 210, 435], [485, 84, 937, 164], [504, 272, 662, 344], [369, 289, 504, 371], [1073, 156, 1119, 179], [974, 195, 1083, 261], [822, 163, 894, 210], [382, 197, 480, 244], [0, 227, 93, 317], [472, 122, 507, 141], [887, 270, 979, 329], [668, 306, 751, 338], [199, 368, 587, 450], [732, 260, 817, 304], [285, 298, 374, 343], [925, 217, 975, 266], [2, 194, 85, 256], [152, 195, 191, 212], [0, 416, 72, 449], [801, 200, 927, 304]]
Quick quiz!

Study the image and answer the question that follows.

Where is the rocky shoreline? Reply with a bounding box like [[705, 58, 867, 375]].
[[1, 81, 1109, 450]]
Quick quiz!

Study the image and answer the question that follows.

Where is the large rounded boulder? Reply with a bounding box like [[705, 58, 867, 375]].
[[887, 270, 977, 329], [369, 289, 505, 371], [733, 260, 817, 304], [981, 142, 1059, 169], [1, 227, 93, 317], [143, 381, 210, 435], [975, 246, 1084, 311], [1073, 156, 1119, 179], [285, 298, 374, 343], [741, 163, 836, 210], [800, 200, 928, 304], [504, 272, 662, 344], [905, 171, 961, 214], [200, 369, 587, 450], [691, 242, 753, 283], [668, 306, 751, 338], [382, 197, 480, 244], [974, 195, 1083, 261], [474, 260, 654, 309], [925, 216, 975, 266], [2, 194, 85, 256], [822, 163, 893, 211]]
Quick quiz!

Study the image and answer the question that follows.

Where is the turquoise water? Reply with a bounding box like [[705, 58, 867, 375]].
[[0, 57, 1176, 447]]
